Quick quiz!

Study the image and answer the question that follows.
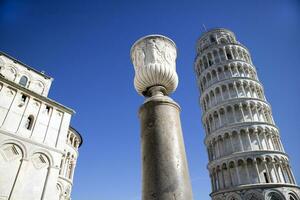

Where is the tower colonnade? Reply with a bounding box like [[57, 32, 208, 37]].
[[208, 153, 296, 192], [194, 28, 300, 200]]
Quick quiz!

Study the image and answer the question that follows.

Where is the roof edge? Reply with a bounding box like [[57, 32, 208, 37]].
[[0, 51, 53, 80]]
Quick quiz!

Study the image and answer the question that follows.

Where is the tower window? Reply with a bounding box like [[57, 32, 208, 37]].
[[25, 115, 34, 130], [19, 76, 28, 87]]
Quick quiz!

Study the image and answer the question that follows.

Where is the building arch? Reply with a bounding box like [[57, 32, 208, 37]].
[[18, 75, 29, 87], [265, 190, 286, 200], [29, 80, 45, 94], [0, 139, 27, 158], [288, 192, 299, 200], [30, 149, 54, 167], [2, 66, 17, 81]]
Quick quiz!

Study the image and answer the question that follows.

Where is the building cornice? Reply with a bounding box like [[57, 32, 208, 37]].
[[0, 129, 64, 154]]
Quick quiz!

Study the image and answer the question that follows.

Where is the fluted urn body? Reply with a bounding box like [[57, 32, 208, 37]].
[[131, 35, 193, 200], [131, 35, 178, 96], [194, 28, 300, 200]]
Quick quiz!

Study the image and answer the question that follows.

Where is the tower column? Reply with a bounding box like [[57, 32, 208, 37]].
[[254, 160, 261, 183], [255, 131, 262, 149], [235, 163, 241, 185], [264, 161, 272, 183], [228, 165, 233, 186]]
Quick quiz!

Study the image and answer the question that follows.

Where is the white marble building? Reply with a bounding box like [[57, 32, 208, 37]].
[[194, 28, 300, 200], [0, 52, 82, 200]]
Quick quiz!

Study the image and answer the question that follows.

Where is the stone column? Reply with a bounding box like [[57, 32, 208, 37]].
[[272, 162, 280, 183], [255, 131, 262, 150], [210, 173, 215, 192], [228, 165, 233, 186], [238, 132, 244, 151], [131, 35, 193, 200], [264, 161, 272, 183], [245, 162, 251, 184], [41, 166, 60, 200], [291, 168, 297, 184], [254, 160, 261, 183], [8, 158, 29, 200], [246, 130, 253, 150], [235, 163, 241, 185]]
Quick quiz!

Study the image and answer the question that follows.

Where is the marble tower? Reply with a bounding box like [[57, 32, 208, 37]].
[[194, 28, 300, 200]]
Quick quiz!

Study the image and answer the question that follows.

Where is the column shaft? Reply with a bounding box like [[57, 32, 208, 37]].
[[139, 96, 193, 200]]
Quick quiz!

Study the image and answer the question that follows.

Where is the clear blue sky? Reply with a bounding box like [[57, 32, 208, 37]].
[[0, 0, 299, 199]]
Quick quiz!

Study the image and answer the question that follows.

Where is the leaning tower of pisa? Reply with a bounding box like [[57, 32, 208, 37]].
[[194, 28, 300, 200]]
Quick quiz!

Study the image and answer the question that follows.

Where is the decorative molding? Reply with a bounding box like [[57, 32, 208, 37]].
[[131, 35, 178, 96]]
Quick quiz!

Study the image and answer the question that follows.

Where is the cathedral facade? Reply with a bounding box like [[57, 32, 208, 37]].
[[0, 52, 82, 200], [194, 28, 300, 200]]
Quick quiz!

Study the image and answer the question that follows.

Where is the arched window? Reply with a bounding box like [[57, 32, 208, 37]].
[[289, 193, 299, 200], [225, 48, 232, 60], [25, 115, 34, 130], [208, 53, 214, 66], [19, 76, 28, 87], [268, 192, 284, 200], [210, 35, 216, 43]]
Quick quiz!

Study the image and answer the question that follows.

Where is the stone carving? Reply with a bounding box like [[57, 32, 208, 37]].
[[32, 153, 49, 169], [130, 35, 178, 96], [1, 144, 21, 161]]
